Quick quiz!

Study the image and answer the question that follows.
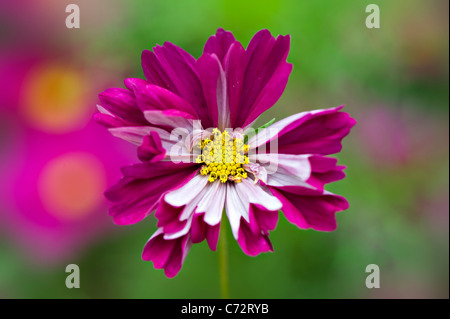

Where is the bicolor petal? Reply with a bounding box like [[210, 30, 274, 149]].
[[142, 229, 192, 278], [270, 185, 349, 232]]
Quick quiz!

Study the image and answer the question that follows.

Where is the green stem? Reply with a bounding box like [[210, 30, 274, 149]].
[[218, 219, 230, 299]]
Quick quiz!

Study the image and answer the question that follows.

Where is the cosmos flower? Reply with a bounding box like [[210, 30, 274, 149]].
[[95, 28, 356, 277]]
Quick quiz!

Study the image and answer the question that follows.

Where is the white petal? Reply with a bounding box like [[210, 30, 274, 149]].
[[198, 182, 226, 226], [243, 162, 267, 184], [97, 104, 114, 116], [256, 153, 311, 180], [179, 185, 209, 221], [225, 183, 248, 239], [256, 154, 314, 188], [164, 174, 209, 207], [236, 178, 282, 211], [266, 172, 314, 188], [109, 126, 152, 145], [247, 112, 306, 149], [143, 110, 194, 131]]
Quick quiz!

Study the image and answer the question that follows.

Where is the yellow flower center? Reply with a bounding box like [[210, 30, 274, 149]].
[[195, 128, 249, 183]]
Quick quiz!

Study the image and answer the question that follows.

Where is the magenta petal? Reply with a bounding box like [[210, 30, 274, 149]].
[[205, 221, 221, 251], [142, 230, 174, 268], [142, 230, 191, 278], [191, 212, 220, 251], [98, 87, 147, 126], [120, 160, 196, 178], [94, 112, 128, 128], [143, 109, 195, 132], [242, 61, 292, 127], [252, 203, 279, 233], [203, 28, 237, 64], [138, 131, 166, 162], [225, 42, 246, 128], [142, 43, 212, 128], [236, 204, 278, 256], [307, 155, 346, 190], [141, 49, 174, 90], [197, 53, 228, 128], [124, 77, 148, 91], [155, 200, 183, 228], [237, 225, 273, 257], [163, 237, 191, 278], [270, 186, 349, 232], [190, 213, 206, 244], [277, 107, 357, 155], [246, 29, 276, 59], [162, 216, 188, 235], [105, 162, 198, 225], [131, 80, 198, 118], [154, 198, 188, 235], [236, 31, 291, 128]]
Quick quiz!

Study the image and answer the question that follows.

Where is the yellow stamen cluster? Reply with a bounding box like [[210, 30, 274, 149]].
[[195, 128, 249, 183]]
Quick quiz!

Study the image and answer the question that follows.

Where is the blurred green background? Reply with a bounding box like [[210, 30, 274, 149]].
[[0, 0, 448, 298]]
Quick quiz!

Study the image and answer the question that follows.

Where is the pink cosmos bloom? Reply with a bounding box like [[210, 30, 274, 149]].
[[95, 28, 356, 277], [0, 53, 135, 264], [0, 122, 133, 264]]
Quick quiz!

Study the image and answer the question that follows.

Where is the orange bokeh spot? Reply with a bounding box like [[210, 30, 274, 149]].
[[38, 152, 106, 221], [21, 63, 90, 133]]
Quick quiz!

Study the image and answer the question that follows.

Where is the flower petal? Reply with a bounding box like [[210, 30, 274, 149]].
[[128, 79, 199, 118], [237, 204, 278, 256], [203, 28, 237, 64], [235, 178, 282, 211], [197, 53, 229, 130], [254, 153, 311, 179], [141, 43, 213, 128], [241, 61, 292, 128], [142, 229, 191, 278], [98, 87, 147, 126], [105, 162, 198, 225], [191, 213, 221, 251], [248, 109, 319, 149], [270, 185, 349, 231], [155, 199, 186, 234], [226, 179, 281, 239], [138, 131, 166, 162], [277, 108, 356, 155], [108, 126, 152, 145], [225, 182, 248, 239], [163, 215, 193, 240], [307, 155, 346, 190], [236, 30, 291, 128], [157, 178, 225, 241], [224, 42, 246, 128], [249, 106, 356, 156], [163, 176, 226, 226], [164, 174, 209, 208], [143, 109, 195, 131], [94, 112, 128, 128], [196, 180, 226, 226]]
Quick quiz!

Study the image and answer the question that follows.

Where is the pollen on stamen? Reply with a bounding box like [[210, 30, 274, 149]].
[[196, 129, 249, 183]]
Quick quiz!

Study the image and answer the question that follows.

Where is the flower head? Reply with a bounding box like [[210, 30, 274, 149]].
[[0, 53, 135, 264], [95, 28, 356, 277]]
